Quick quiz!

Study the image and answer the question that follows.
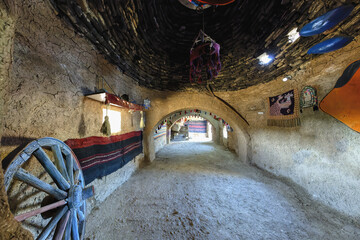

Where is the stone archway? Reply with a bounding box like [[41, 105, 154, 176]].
[[157, 109, 222, 145], [143, 92, 250, 162]]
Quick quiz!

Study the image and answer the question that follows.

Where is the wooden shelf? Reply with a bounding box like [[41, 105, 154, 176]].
[[85, 92, 145, 111]]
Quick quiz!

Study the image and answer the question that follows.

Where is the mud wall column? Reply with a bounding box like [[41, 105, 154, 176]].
[[0, 1, 32, 238]]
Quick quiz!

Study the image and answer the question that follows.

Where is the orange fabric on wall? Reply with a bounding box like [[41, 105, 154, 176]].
[[320, 64, 360, 133]]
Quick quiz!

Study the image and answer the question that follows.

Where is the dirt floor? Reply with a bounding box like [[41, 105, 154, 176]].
[[85, 141, 360, 240]]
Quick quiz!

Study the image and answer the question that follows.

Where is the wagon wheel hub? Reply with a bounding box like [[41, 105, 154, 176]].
[[68, 185, 83, 209]]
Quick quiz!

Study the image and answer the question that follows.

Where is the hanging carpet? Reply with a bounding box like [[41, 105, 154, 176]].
[[65, 131, 143, 185], [267, 89, 301, 127], [320, 60, 360, 133]]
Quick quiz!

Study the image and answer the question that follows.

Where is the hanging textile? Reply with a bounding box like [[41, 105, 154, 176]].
[[65, 131, 143, 185], [300, 86, 319, 112], [267, 89, 301, 127], [190, 31, 221, 83], [320, 60, 360, 133]]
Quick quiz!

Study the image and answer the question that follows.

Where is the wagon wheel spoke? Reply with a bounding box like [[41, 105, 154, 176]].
[[5, 137, 92, 240], [71, 209, 80, 240], [37, 205, 68, 240], [33, 147, 70, 191], [65, 153, 74, 185], [53, 209, 71, 240], [14, 199, 67, 222], [51, 145, 70, 182], [64, 212, 72, 240], [14, 168, 67, 200]]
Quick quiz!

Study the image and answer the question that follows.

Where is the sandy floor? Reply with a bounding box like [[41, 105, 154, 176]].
[[85, 141, 360, 240]]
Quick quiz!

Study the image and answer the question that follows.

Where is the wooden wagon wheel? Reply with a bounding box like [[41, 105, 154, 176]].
[[4, 137, 94, 240]]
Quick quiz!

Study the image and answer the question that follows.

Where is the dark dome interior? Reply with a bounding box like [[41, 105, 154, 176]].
[[50, 0, 360, 91]]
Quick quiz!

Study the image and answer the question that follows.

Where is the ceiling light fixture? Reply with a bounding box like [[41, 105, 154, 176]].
[[282, 75, 292, 82], [287, 28, 300, 43], [257, 53, 274, 65]]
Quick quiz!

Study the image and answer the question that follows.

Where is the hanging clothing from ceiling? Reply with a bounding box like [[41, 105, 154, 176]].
[[190, 41, 221, 83]]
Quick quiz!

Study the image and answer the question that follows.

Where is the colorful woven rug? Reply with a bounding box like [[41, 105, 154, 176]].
[[154, 124, 167, 140], [188, 121, 207, 133], [65, 131, 143, 185], [320, 60, 360, 133], [267, 89, 301, 127]]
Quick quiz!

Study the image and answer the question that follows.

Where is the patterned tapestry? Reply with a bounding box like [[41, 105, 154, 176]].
[[320, 60, 360, 133], [188, 121, 207, 133], [267, 89, 301, 127], [300, 86, 319, 112], [65, 131, 143, 185], [154, 124, 167, 140]]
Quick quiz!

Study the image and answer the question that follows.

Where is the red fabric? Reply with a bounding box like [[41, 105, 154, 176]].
[[105, 93, 144, 111], [197, 0, 234, 5], [65, 131, 142, 149]]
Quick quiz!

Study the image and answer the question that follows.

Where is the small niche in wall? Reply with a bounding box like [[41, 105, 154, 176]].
[[103, 107, 121, 133]]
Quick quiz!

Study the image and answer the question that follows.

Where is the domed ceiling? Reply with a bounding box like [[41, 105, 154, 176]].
[[50, 0, 360, 91]]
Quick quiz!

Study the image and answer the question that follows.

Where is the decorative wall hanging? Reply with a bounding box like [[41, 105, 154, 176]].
[[300, 5, 354, 37], [320, 60, 360, 133], [307, 36, 353, 54], [65, 131, 143, 185], [154, 125, 167, 140], [300, 86, 319, 112], [190, 30, 221, 83], [267, 89, 301, 127], [143, 99, 151, 110], [188, 120, 207, 133]]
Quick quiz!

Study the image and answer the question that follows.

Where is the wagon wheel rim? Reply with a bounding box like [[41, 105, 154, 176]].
[[4, 137, 93, 240]]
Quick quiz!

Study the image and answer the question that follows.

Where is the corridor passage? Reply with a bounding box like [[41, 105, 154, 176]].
[[85, 142, 360, 240]]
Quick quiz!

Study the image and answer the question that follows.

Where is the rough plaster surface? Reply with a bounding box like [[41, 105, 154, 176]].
[[154, 136, 167, 153], [1, 0, 360, 237], [0, 0, 147, 237], [86, 154, 143, 216], [0, 1, 32, 238], [251, 110, 360, 218], [1, 0, 150, 158], [86, 141, 360, 239], [211, 38, 360, 218]]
